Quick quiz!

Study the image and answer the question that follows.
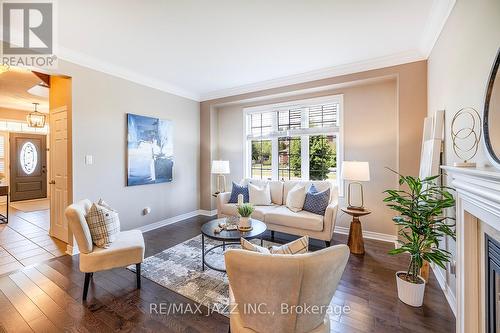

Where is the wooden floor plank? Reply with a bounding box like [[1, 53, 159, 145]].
[[22, 267, 114, 333], [0, 276, 58, 333], [0, 289, 33, 333], [10, 271, 87, 333]]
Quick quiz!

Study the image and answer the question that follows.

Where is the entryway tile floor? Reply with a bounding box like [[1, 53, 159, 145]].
[[0, 205, 66, 275]]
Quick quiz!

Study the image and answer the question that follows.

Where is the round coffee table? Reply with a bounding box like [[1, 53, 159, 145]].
[[200, 218, 267, 272]]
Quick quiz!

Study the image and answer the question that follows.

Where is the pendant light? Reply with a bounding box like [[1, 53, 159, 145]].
[[26, 103, 46, 128]]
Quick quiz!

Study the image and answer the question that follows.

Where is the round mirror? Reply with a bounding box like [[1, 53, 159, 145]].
[[484, 50, 500, 168]]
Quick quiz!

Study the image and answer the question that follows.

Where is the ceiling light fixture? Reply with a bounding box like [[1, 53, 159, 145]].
[[26, 103, 46, 128]]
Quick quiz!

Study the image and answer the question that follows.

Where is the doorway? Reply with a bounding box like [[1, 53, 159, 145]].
[[0, 68, 71, 275], [9, 133, 47, 202]]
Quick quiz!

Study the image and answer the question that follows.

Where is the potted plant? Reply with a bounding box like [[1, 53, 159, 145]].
[[237, 203, 254, 231], [383, 172, 455, 307]]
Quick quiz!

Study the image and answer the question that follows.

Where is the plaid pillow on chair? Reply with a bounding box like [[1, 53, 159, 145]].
[[85, 203, 120, 248]]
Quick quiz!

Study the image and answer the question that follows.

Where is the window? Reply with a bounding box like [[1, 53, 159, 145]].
[[251, 139, 272, 179], [278, 137, 301, 180], [244, 95, 344, 194]]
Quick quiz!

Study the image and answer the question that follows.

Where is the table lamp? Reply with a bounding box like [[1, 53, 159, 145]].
[[342, 161, 370, 211], [211, 160, 230, 194]]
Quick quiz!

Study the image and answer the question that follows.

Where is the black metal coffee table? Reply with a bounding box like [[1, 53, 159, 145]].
[[200, 218, 267, 272]]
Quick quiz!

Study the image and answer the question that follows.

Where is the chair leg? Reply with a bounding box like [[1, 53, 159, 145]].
[[271, 230, 275, 240], [83, 272, 92, 301], [136, 263, 141, 289], [325, 240, 331, 247]]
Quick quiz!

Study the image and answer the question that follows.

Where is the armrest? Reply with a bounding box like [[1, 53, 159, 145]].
[[216, 192, 231, 217], [324, 201, 338, 239]]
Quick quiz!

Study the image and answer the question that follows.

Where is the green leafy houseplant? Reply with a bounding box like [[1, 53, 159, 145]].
[[237, 203, 254, 218], [383, 171, 456, 285]]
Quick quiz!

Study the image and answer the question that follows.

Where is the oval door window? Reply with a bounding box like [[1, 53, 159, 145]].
[[20, 142, 38, 175]]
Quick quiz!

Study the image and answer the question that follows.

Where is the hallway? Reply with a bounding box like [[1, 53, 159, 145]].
[[0, 205, 66, 275]]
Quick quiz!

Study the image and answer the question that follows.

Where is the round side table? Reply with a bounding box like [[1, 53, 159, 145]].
[[341, 207, 371, 255]]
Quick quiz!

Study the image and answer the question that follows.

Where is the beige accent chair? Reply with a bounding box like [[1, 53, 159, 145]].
[[225, 244, 350, 333], [65, 199, 145, 301], [218, 180, 338, 247]]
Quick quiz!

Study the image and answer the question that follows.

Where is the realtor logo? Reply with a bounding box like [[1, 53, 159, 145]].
[[1, 1, 56, 68]]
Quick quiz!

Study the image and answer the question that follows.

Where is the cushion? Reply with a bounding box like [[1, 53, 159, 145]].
[[85, 203, 120, 248], [240, 238, 270, 254], [270, 236, 309, 254], [265, 206, 324, 231], [80, 230, 145, 272], [252, 205, 278, 221], [246, 179, 284, 204], [220, 203, 239, 216], [98, 198, 120, 231], [248, 183, 272, 206], [229, 182, 249, 203], [286, 184, 306, 212], [303, 184, 331, 216]]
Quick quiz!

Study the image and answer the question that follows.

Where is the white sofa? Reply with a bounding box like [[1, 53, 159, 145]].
[[217, 179, 338, 246]]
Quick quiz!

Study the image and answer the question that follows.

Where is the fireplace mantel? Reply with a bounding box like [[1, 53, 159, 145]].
[[442, 165, 500, 333]]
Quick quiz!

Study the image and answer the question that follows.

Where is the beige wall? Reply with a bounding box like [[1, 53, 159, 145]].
[[201, 61, 427, 237], [216, 80, 399, 235], [427, 0, 500, 302], [55, 60, 200, 231]]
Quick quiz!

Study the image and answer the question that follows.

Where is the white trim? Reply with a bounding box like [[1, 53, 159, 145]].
[[201, 50, 425, 101], [419, 0, 456, 57], [334, 226, 397, 243], [198, 209, 218, 217], [431, 264, 457, 317], [138, 210, 201, 233], [58, 46, 200, 101]]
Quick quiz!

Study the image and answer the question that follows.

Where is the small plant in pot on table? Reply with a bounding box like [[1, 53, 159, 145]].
[[383, 172, 455, 307], [237, 203, 254, 231]]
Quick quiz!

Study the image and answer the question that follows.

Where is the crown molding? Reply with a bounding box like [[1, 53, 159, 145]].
[[200, 50, 425, 101], [419, 0, 456, 57], [57, 47, 201, 101]]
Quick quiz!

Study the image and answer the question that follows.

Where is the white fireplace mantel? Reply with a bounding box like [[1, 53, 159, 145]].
[[442, 165, 500, 333]]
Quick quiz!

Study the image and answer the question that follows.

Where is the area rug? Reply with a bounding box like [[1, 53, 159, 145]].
[[10, 198, 50, 212], [128, 234, 277, 316]]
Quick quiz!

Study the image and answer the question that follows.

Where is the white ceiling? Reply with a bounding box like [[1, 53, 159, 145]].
[[56, 0, 455, 101]]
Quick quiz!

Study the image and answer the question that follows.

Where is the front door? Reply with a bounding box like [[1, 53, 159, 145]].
[[9, 133, 47, 202]]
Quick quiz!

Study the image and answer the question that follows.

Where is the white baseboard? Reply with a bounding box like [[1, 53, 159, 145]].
[[198, 209, 218, 216], [431, 264, 457, 317], [66, 243, 79, 256], [138, 210, 201, 233], [334, 226, 397, 243]]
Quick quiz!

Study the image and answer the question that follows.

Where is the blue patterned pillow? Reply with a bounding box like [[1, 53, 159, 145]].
[[228, 182, 249, 203], [303, 184, 330, 215]]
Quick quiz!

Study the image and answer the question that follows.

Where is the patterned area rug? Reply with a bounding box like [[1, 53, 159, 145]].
[[128, 234, 277, 316]]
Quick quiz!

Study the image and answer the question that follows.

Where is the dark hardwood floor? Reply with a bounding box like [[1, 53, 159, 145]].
[[0, 215, 455, 332]]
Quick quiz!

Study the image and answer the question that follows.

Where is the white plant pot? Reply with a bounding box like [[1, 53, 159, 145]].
[[239, 216, 251, 229], [395, 271, 426, 307]]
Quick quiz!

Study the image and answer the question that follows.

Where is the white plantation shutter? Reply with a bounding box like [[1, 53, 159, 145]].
[[0, 134, 5, 174]]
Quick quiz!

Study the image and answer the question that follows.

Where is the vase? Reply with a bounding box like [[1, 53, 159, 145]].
[[395, 271, 426, 307], [239, 216, 251, 229]]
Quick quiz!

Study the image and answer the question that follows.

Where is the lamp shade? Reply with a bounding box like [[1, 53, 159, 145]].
[[342, 161, 370, 181], [211, 160, 230, 174]]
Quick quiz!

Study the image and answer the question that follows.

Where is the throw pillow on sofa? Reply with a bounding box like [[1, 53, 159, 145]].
[[85, 202, 120, 248], [286, 184, 306, 212], [240, 236, 309, 255], [248, 183, 272, 206], [240, 238, 271, 254], [229, 182, 249, 203], [303, 184, 331, 216], [270, 236, 309, 254]]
